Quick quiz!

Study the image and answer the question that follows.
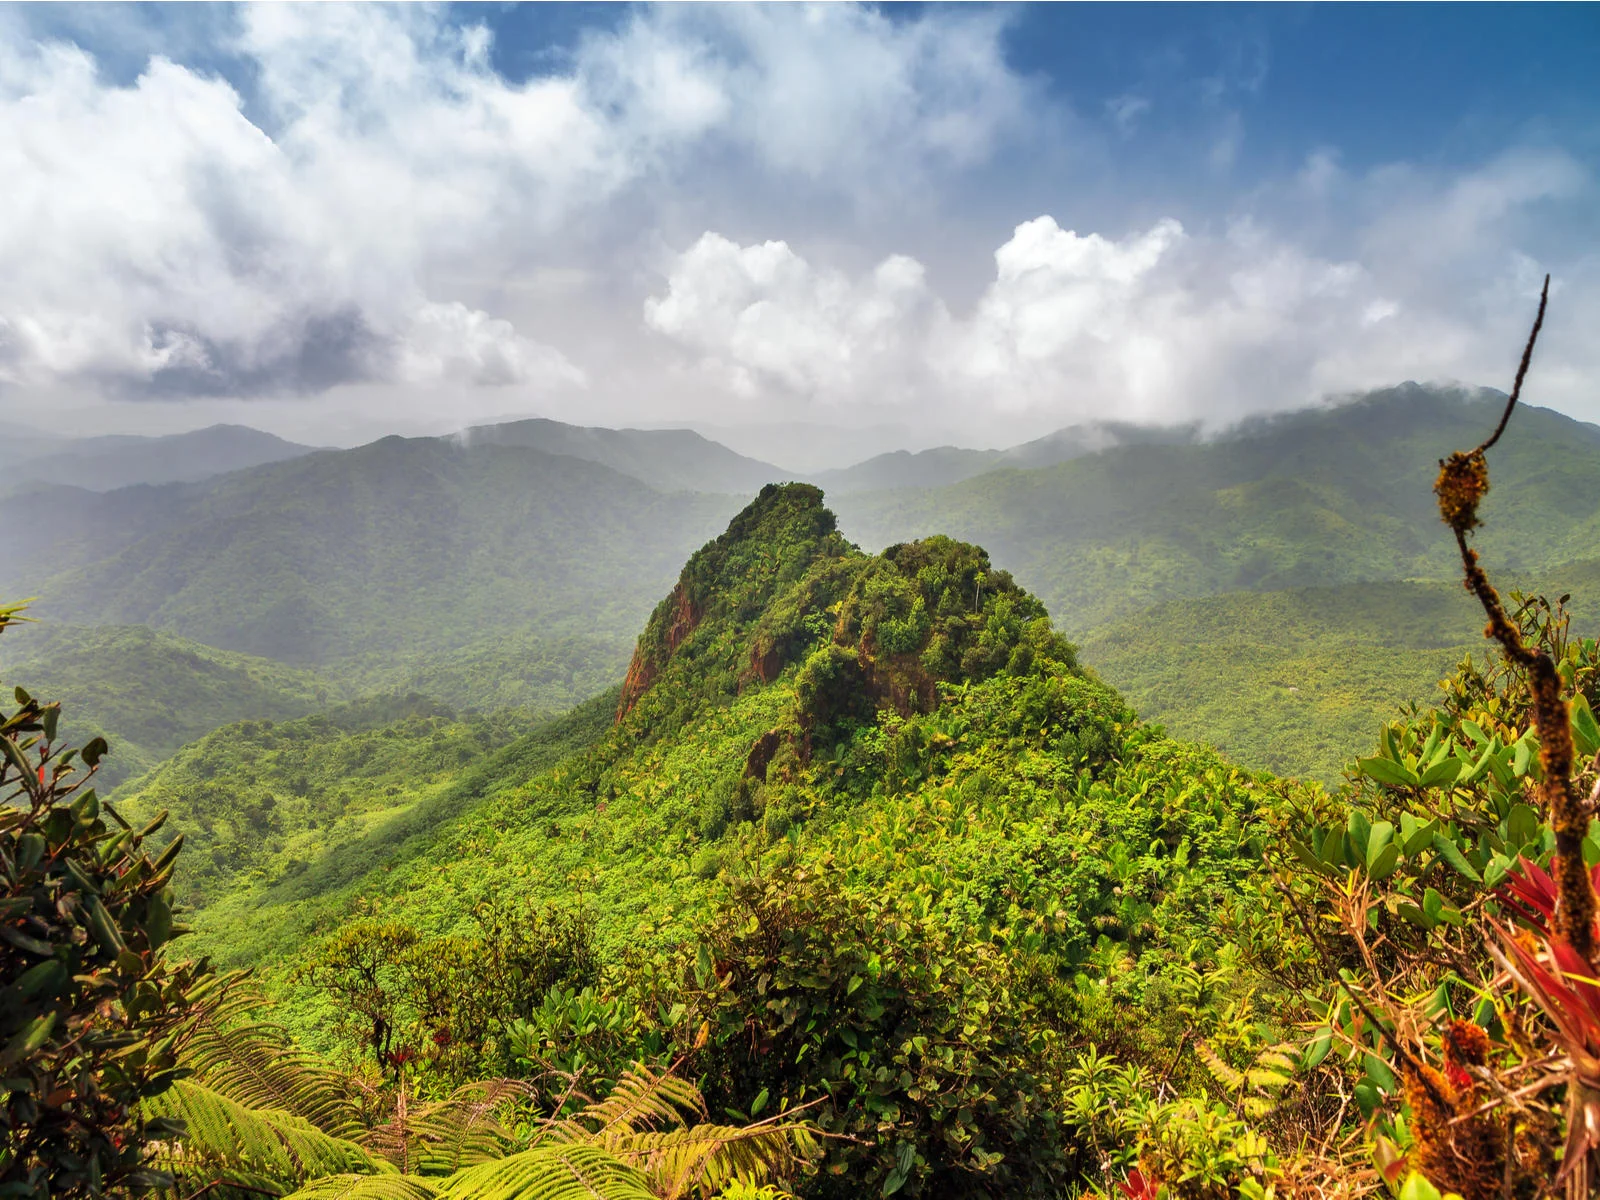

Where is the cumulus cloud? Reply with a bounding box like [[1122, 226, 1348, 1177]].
[[644, 148, 1598, 428], [0, 24, 587, 398], [0, 3, 1031, 404], [644, 233, 938, 402], [1, 3, 1594, 440]]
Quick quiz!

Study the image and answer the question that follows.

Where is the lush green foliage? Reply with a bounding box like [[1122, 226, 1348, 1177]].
[[154, 692, 618, 971], [0, 604, 213, 1199], [834, 385, 1600, 634], [0, 622, 334, 788], [117, 696, 532, 909], [1080, 563, 1600, 784]]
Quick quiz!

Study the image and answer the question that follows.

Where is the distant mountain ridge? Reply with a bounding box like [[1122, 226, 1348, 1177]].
[[2, 423, 318, 492], [0, 435, 743, 700], [832, 384, 1600, 632], [455, 416, 790, 494], [810, 420, 1200, 493]]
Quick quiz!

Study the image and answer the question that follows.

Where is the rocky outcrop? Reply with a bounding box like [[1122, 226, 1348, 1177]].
[[616, 582, 701, 721]]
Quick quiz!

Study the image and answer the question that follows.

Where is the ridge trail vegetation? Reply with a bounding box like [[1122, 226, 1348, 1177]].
[[3, 302, 1598, 1196]]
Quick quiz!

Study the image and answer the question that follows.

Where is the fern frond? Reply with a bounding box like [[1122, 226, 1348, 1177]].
[[612, 1120, 818, 1199], [283, 1175, 440, 1200], [364, 1080, 528, 1175], [144, 1079, 382, 1190], [1244, 1067, 1292, 1090], [544, 1065, 701, 1146], [180, 981, 364, 1139], [1194, 1040, 1244, 1092], [433, 1145, 655, 1200]]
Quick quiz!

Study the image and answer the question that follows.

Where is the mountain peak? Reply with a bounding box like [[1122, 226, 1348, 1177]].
[[614, 483, 1077, 763]]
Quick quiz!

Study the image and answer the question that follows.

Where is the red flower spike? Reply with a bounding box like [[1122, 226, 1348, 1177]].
[[1495, 856, 1600, 942], [1497, 855, 1557, 928], [1116, 1169, 1160, 1200]]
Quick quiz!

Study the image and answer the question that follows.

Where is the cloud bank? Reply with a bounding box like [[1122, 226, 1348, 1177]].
[[0, 3, 1594, 441], [646, 150, 1597, 428], [0, 5, 1025, 405]]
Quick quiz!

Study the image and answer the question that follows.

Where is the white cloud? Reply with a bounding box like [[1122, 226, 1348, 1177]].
[[644, 149, 1599, 428], [0, 3, 1032, 404], [582, 5, 1031, 184], [0, 5, 1594, 440], [644, 233, 937, 402]]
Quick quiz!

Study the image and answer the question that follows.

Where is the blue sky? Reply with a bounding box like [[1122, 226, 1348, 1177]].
[[0, 3, 1596, 448]]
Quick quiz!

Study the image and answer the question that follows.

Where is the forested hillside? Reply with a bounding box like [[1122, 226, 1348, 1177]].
[[834, 385, 1600, 632], [1082, 558, 1600, 782], [0, 438, 745, 709], [9, 401, 1600, 1194], [0, 622, 333, 787]]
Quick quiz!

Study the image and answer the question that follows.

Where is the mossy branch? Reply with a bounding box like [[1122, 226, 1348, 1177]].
[[1433, 274, 1596, 963]]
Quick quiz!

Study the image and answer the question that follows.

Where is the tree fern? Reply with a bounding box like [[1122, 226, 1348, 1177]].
[[179, 979, 366, 1139], [609, 1120, 819, 1199], [432, 1146, 657, 1200], [536, 1066, 817, 1199], [543, 1065, 703, 1146], [282, 1174, 440, 1200], [143, 1079, 382, 1191], [364, 1080, 528, 1176]]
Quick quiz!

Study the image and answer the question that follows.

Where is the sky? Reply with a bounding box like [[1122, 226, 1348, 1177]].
[[1, 2, 1597, 452]]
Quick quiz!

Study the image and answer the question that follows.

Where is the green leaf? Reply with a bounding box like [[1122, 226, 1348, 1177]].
[[0, 1012, 58, 1067], [1366, 821, 1394, 867], [1397, 903, 1434, 931], [1401, 814, 1439, 856], [1303, 1028, 1332, 1070], [1417, 755, 1462, 788], [1353, 1082, 1380, 1118], [1483, 854, 1513, 890], [1318, 827, 1344, 866], [1506, 803, 1540, 850], [3, 960, 67, 1003], [1347, 811, 1372, 861], [1431, 831, 1482, 882], [1357, 756, 1418, 789], [1573, 694, 1600, 758], [1367, 843, 1400, 882], [1363, 1053, 1398, 1093], [1512, 734, 1537, 779], [1423, 888, 1444, 925]]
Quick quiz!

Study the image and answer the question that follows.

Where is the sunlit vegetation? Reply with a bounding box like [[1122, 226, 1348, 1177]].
[[5, 361, 1600, 1196]]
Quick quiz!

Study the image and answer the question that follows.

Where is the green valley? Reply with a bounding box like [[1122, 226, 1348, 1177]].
[[0, 623, 334, 788]]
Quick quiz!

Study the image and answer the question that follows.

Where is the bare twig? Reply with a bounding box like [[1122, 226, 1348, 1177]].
[[1434, 275, 1596, 962], [1475, 276, 1550, 455]]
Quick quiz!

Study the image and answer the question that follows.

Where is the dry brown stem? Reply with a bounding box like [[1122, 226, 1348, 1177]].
[[1435, 275, 1596, 965]]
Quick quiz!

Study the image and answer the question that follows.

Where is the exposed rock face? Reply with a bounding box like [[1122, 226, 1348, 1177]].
[[742, 729, 782, 781], [616, 583, 701, 720], [613, 482, 846, 723]]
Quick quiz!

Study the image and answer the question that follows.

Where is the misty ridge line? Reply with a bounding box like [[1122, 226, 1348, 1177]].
[[1, 379, 1525, 499]]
